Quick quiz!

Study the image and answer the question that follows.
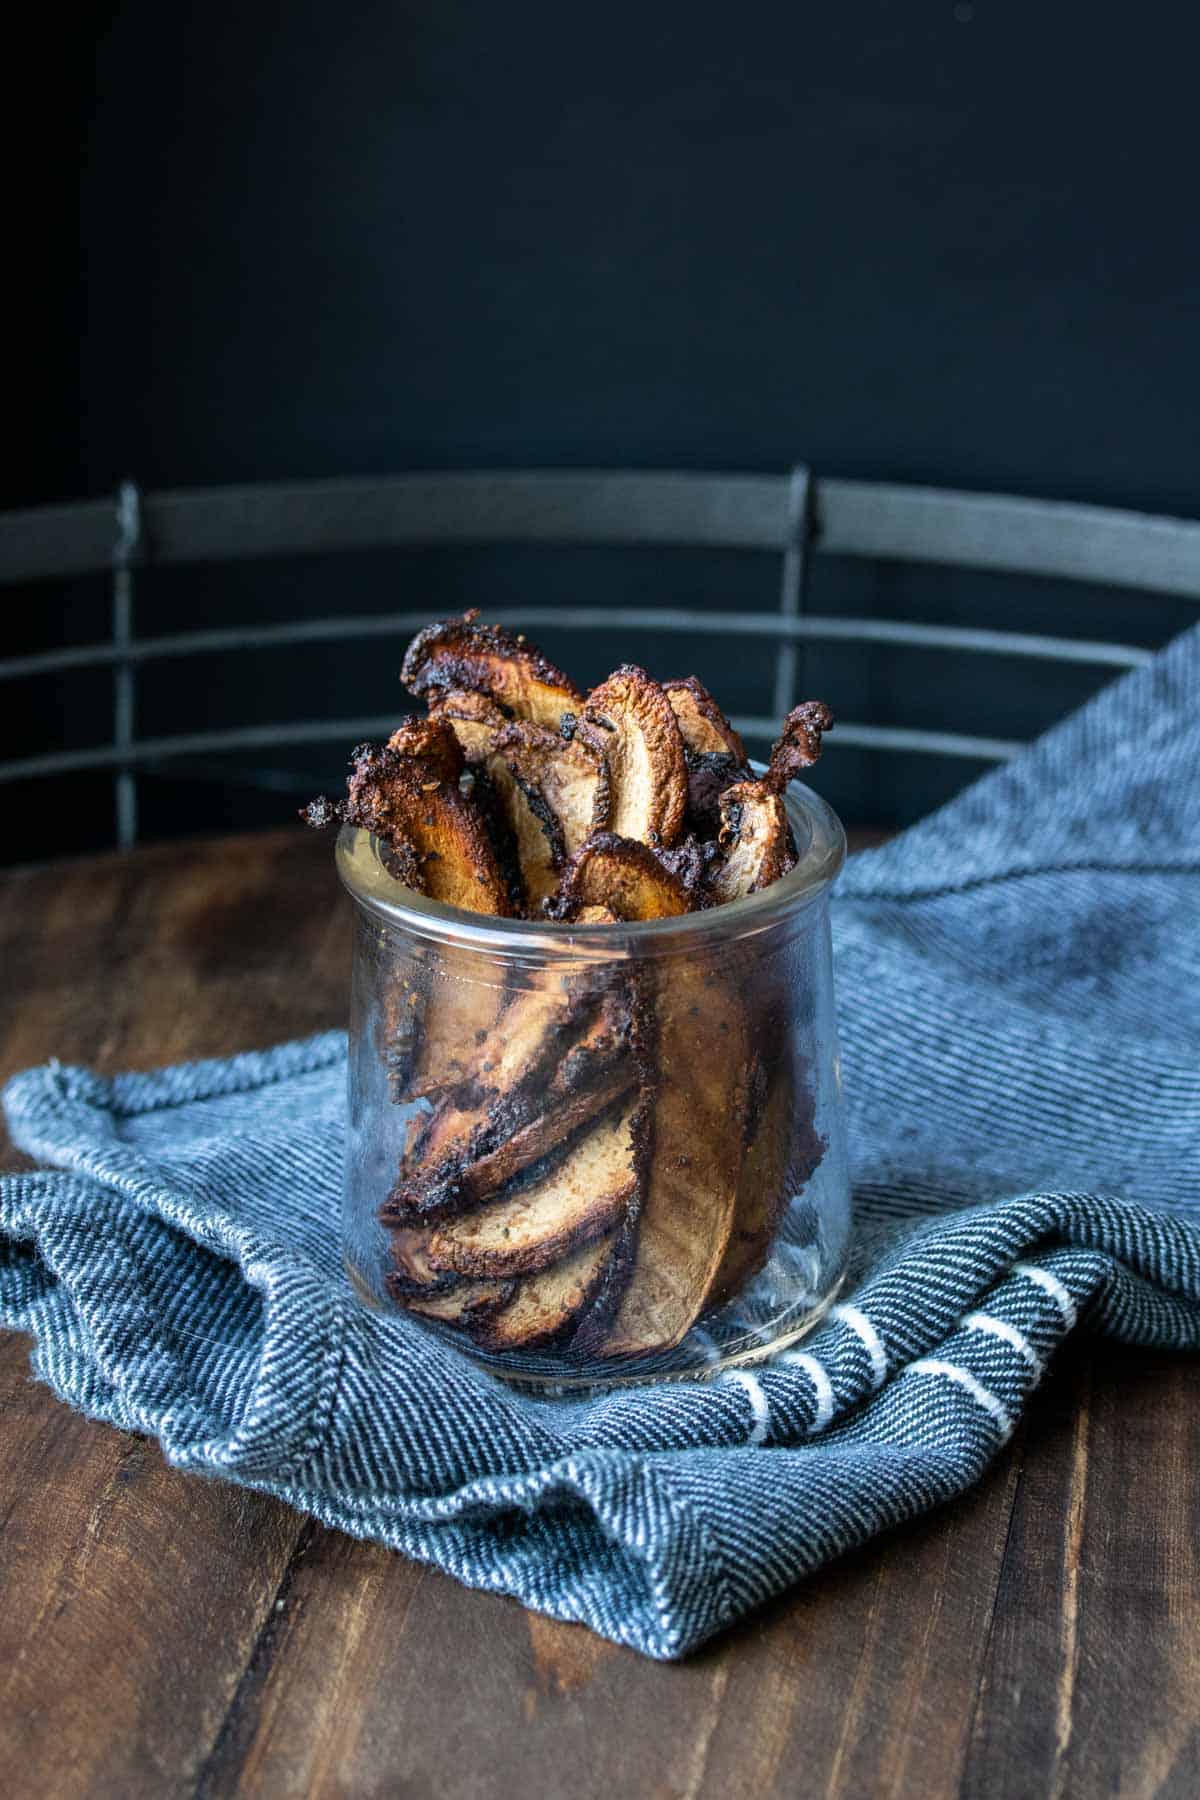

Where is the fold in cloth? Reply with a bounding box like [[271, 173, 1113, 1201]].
[[2, 625, 1198, 1659]]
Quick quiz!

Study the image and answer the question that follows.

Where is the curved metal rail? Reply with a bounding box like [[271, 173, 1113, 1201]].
[[1, 469, 1195, 845]]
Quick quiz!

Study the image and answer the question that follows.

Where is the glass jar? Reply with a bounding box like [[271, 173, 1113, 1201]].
[[337, 779, 850, 1388]]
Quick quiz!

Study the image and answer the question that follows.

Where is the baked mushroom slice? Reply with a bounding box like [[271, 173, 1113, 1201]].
[[583, 666, 688, 847], [427, 1089, 647, 1278], [494, 721, 611, 861], [343, 740, 511, 915], [663, 676, 747, 761], [395, 1061, 635, 1222], [385, 713, 466, 782], [396, 955, 511, 1103], [384, 989, 638, 1221], [428, 697, 611, 904], [550, 833, 691, 922], [761, 700, 834, 793], [480, 751, 562, 911], [426, 688, 509, 764], [402, 610, 584, 729], [384, 1222, 515, 1321], [652, 833, 720, 908], [706, 1060, 808, 1307], [485, 722, 612, 910], [707, 699, 833, 904], [389, 1272, 515, 1324], [709, 782, 793, 904], [427, 693, 593, 909], [402, 971, 589, 1127], [599, 964, 751, 1358], [470, 1231, 620, 1353]]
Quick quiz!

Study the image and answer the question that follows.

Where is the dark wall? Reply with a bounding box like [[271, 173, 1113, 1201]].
[[10, 2, 1200, 860]]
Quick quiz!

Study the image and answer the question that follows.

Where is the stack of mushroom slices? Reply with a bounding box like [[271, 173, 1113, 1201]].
[[308, 612, 832, 1361]]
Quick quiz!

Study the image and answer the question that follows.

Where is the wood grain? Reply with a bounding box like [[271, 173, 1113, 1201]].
[[0, 826, 1196, 1799]]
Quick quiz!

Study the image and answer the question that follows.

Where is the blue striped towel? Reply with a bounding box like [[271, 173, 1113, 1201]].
[[2, 625, 1198, 1659]]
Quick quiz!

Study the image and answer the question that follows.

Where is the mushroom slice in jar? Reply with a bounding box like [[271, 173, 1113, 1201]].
[[494, 720, 611, 860], [598, 962, 751, 1359], [663, 676, 748, 761], [389, 1272, 515, 1323], [384, 1222, 515, 1321], [707, 699, 834, 905], [478, 721, 612, 911], [418, 704, 575, 912], [426, 694, 612, 895], [402, 610, 584, 730], [583, 665, 688, 847], [426, 688, 509, 763], [551, 833, 691, 922], [707, 1054, 824, 1307], [470, 1231, 621, 1352], [401, 973, 591, 1142], [384, 988, 639, 1221], [428, 1089, 648, 1278], [480, 752, 562, 911], [343, 740, 512, 915], [762, 700, 834, 793], [385, 713, 466, 781], [393, 1059, 635, 1223], [709, 781, 794, 904]]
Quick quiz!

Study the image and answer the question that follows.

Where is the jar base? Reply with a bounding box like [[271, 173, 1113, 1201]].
[[347, 1249, 846, 1394], [464, 1271, 847, 1394]]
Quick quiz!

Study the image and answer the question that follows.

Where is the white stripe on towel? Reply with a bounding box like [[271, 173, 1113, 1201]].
[[833, 1303, 888, 1388], [963, 1311, 1044, 1376], [1014, 1261, 1078, 1330], [722, 1370, 771, 1445], [777, 1350, 835, 1431], [909, 1357, 1014, 1441]]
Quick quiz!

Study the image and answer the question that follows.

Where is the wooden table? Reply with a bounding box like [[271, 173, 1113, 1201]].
[[1, 828, 1196, 1800]]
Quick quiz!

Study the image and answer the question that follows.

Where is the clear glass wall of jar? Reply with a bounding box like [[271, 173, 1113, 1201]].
[[338, 781, 850, 1388]]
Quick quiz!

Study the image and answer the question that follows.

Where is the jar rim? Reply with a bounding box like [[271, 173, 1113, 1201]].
[[336, 775, 845, 952]]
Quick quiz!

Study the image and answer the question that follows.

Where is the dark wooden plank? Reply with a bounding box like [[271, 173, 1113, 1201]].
[[0, 828, 346, 1798], [1, 825, 1196, 1800], [192, 1440, 1024, 1799], [963, 1343, 1200, 1800]]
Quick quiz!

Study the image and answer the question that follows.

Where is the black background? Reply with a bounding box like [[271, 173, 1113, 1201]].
[[8, 2, 1200, 862]]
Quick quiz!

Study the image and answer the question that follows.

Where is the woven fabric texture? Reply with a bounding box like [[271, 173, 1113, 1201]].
[[2, 625, 1198, 1659]]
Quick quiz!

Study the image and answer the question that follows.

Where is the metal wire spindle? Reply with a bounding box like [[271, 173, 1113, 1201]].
[[111, 480, 142, 848]]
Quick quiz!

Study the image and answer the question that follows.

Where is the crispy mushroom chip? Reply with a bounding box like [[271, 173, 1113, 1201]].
[[385, 713, 465, 782], [388, 1271, 515, 1323], [470, 1232, 621, 1352], [400, 974, 590, 1140], [550, 832, 691, 922], [383, 1221, 516, 1324], [384, 987, 640, 1221], [709, 781, 793, 904], [707, 1055, 823, 1307], [426, 699, 611, 912], [663, 676, 747, 761], [583, 665, 688, 847], [599, 963, 751, 1358], [707, 699, 834, 904], [426, 688, 509, 763], [402, 610, 583, 729], [762, 700, 834, 793], [494, 721, 611, 860], [343, 739, 512, 915], [428, 1089, 648, 1278]]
